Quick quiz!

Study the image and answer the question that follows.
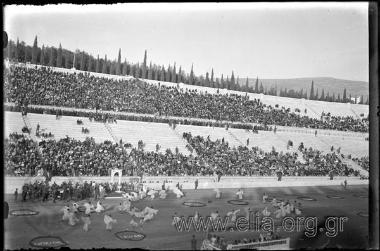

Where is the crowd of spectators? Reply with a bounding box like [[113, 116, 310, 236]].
[[183, 132, 359, 177], [5, 65, 368, 132], [5, 131, 360, 178], [19, 179, 136, 202], [202, 231, 281, 250]]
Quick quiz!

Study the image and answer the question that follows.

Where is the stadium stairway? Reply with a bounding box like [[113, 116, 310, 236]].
[[171, 126, 197, 157], [108, 120, 191, 155], [227, 130, 244, 145], [337, 155, 369, 178], [175, 124, 241, 148], [350, 107, 361, 119]]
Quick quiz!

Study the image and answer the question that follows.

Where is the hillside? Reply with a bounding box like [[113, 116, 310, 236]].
[[240, 77, 369, 100]]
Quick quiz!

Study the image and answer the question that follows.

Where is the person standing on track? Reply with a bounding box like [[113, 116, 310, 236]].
[[14, 188, 18, 202]]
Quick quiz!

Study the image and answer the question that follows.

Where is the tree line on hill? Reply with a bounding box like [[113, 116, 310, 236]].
[[4, 36, 368, 105]]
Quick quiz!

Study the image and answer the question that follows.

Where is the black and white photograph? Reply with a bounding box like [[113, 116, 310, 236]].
[[2, 2, 379, 250]]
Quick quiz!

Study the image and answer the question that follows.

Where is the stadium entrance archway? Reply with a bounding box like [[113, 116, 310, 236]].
[[111, 168, 123, 193]]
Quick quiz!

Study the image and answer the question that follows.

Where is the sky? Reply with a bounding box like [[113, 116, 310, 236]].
[[4, 3, 369, 82]]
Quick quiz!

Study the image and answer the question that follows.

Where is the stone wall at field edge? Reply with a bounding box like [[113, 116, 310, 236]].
[[4, 175, 368, 194]]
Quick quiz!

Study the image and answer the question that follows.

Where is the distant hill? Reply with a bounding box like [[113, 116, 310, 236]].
[[238, 77, 369, 100]]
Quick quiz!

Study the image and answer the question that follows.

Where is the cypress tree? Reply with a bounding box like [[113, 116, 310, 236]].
[[245, 77, 249, 92], [116, 49, 122, 75], [332, 93, 336, 102], [178, 66, 182, 83], [40, 45, 45, 65], [95, 55, 100, 73], [166, 65, 171, 82], [171, 63, 177, 83], [205, 72, 210, 87], [211, 68, 214, 85], [360, 95, 364, 104], [255, 77, 259, 93], [221, 74, 224, 89], [365, 96, 369, 105], [49, 47, 54, 66], [122, 59, 128, 75], [343, 88, 347, 102], [31, 36, 38, 64], [320, 89, 325, 101], [142, 50, 147, 79], [154, 66, 159, 80], [80, 51, 85, 71], [24, 43, 28, 62], [315, 89, 319, 100], [189, 64, 194, 85], [129, 64, 135, 77], [64, 53, 70, 68], [72, 51, 77, 69], [56, 43, 63, 67], [135, 62, 140, 78], [148, 62, 153, 79], [160, 65, 166, 81], [87, 55, 92, 72], [349, 93, 352, 103], [309, 81, 315, 100], [230, 71, 235, 87], [226, 75, 230, 89], [259, 82, 264, 93], [15, 38, 20, 62], [102, 55, 107, 73]]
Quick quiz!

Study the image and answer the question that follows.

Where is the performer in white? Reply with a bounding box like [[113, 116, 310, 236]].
[[262, 207, 271, 217], [262, 193, 268, 203], [81, 215, 91, 232], [172, 212, 181, 226], [61, 205, 71, 221], [194, 211, 200, 223], [210, 210, 219, 222], [141, 207, 159, 223], [290, 202, 295, 213], [72, 203, 79, 213], [295, 207, 302, 215], [214, 188, 221, 199], [68, 211, 79, 226], [159, 189, 167, 199], [95, 200, 105, 214], [227, 209, 240, 223], [130, 191, 139, 201], [83, 201, 94, 215], [104, 214, 117, 231], [171, 186, 184, 198], [284, 203, 291, 215], [236, 189, 244, 200], [99, 185, 105, 198], [121, 199, 131, 212], [147, 189, 157, 200]]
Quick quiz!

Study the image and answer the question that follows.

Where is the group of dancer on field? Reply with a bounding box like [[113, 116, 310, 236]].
[[60, 181, 184, 232]]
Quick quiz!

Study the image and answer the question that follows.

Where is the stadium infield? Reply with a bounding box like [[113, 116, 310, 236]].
[[4, 184, 368, 250]]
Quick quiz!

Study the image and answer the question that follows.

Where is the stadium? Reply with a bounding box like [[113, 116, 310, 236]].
[[3, 3, 374, 250]]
